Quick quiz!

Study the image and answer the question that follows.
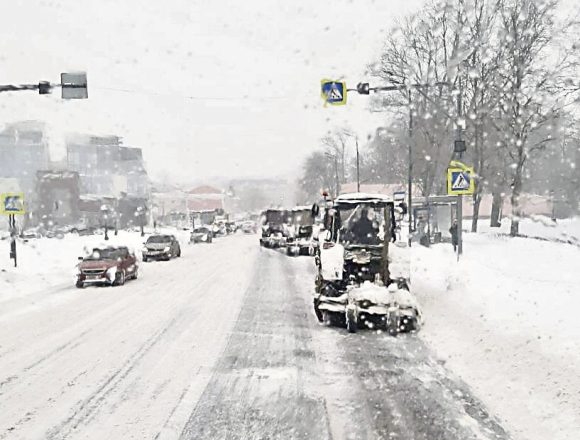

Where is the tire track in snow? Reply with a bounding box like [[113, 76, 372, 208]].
[[44, 316, 181, 440], [0, 237, 249, 439]]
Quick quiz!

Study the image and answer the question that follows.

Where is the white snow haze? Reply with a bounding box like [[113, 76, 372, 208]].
[[0, 0, 421, 182]]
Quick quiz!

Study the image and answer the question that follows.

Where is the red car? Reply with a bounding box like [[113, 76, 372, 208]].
[[76, 246, 138, 288]]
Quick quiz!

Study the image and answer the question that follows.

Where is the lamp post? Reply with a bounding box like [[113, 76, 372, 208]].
[[100, 205, 110, 241]]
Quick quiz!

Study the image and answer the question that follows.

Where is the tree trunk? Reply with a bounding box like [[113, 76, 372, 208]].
[[490, 192, 502, 227], [510, 163, 524, 237], [471, 192, 481, 232]]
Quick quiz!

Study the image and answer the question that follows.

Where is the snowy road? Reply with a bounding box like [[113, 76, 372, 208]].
[[0, 234, 508, 440]]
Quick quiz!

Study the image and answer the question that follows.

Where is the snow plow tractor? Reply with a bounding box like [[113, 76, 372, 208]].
[[259, 209, 288, 248], [285, 206, 314, 256], [313, 193, 422, 335]]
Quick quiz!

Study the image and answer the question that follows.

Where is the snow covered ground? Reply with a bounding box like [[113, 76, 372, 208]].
[[0, 229, 191, 304], [475, 215, 580, 243], [413, 224, 580, 440], [1, 221, 579, 439]]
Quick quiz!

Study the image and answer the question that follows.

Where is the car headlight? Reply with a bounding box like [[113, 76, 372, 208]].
[[201, 234, 207, 241], [142, 247, 148, 253], [163, 246, 170, 252], [106, 266, 117, 279]]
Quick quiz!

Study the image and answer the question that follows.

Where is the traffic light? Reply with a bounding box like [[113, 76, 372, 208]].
[[454, 140, 466, 153], [38, 81, 52, 95], [356, 82, 370, 95]]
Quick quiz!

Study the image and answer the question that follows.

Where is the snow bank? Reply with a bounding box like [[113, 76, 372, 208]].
[[412, 230, 580, 440], [476, 216, 580, 243]]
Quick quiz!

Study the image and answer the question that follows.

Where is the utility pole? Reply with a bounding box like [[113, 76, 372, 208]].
[[408, 89, 414, 248], [356, 137, 361, 192], [334, 155, 340, 197]]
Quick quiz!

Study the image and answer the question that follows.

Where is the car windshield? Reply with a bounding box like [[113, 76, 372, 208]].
[[337, 205, 386, 246], [146, 235, 171, 243], [85, 248, 125, 261], [291, 211, 313, 226], [194, 228, 209, 233]]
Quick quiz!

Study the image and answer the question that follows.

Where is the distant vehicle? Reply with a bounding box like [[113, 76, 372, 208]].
[[212, 220, 227, 236], [285, 206, 314, 256], [259, 208, 287, 248], [241, 220, 257, 234], [190, 226, 213, 243], [142, 234, 181, 261], [225, 221, 237, 234], [20, 228, 42, 240], [69, 224, 99, 236], [76, 246, 138, 288]]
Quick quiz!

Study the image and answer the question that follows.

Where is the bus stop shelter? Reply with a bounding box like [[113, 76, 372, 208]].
[[412, 195, 458, 246]]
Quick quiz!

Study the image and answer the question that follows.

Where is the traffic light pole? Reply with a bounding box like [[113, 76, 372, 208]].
[[455, 78, 464, 258], [1, 73, 87, 98]]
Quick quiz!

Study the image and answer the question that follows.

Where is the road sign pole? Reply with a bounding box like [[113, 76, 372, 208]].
[[8, 214, 17, 267]]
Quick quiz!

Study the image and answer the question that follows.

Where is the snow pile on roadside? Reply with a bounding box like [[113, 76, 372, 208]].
[[412, 231, 580, 440], [476, 216, 580, 242]]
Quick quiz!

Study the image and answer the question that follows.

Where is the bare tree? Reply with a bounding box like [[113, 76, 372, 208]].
[[321, 127, 355, 185], [492, 0, 579, 235], [299, 151, 337, 202]]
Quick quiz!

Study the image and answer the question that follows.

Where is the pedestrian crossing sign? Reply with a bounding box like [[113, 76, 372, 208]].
[[1, 193, 25, 215], [321, 79, 347, 106], [447, 167, 474, 195]]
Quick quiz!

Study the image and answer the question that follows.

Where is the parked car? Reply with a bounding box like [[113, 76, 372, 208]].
[[142, 234, 181, 261], [76, 246, 138, 288], [190, 226, 213, 243], [20, 228, 42, 240]]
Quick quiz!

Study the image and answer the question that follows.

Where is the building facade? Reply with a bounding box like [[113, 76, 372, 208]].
[[0, 121, 50, 199], [66, 134, 149, 199]]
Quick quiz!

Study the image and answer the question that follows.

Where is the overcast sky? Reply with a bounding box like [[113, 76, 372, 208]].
[[0, 0, 423, 183]]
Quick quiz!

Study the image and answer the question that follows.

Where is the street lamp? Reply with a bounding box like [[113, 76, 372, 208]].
[[135, 206, 146, 237], [100, 204, 110, 241]]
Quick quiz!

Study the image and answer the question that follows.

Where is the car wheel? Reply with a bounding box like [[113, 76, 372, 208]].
[[133, 270, 138, 280], [75, 280, 84, 289], [314, 300, 323, 323], [177, 248, 181, 257], [113, 270, 125, 286], [143, 256, 148, 262], [322, 311, 335, 326]]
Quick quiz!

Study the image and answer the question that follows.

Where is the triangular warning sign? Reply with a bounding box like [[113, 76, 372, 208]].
[[452, 172, 469, 190], [328, 86, 342, 100]]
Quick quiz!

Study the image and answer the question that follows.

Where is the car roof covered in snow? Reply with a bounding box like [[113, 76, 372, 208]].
[[290, 205, 312, 212], [335, 193, 394, 206]]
